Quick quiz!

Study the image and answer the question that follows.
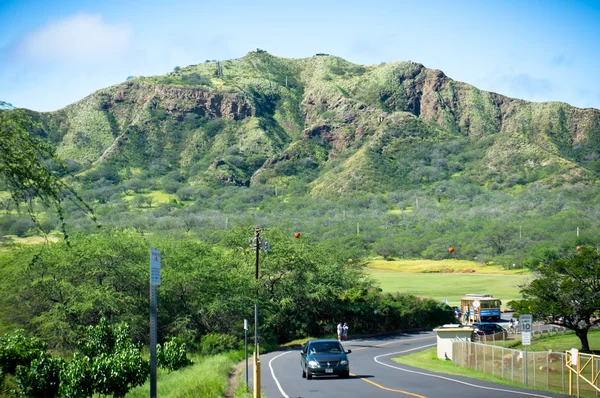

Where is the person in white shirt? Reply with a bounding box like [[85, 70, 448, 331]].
[[337, 323, 343, 341]]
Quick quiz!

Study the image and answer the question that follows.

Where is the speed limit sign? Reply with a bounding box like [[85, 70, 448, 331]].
[[520, 314, 532, 332]]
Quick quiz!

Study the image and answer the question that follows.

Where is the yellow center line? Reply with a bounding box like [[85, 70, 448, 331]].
[[352, 373, 427, 397], [349, 335, 432, 396], [351, 335, 434, 351]]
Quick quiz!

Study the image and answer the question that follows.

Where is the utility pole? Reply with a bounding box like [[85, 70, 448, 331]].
[[253, 228, 261, 398], [246, 228, 270, 398], [250, 228, 269, 398]]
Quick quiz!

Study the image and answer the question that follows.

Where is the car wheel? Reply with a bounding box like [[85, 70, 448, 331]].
[[306, 371, 312, 380], [302, 368, 306, 378], [340, 371, 350, 379]]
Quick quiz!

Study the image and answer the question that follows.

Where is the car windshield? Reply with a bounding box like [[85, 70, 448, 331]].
[[310, 342, 343, 354]]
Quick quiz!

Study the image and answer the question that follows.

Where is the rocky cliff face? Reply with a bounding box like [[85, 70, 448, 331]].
[[110, 83, 254, 121]]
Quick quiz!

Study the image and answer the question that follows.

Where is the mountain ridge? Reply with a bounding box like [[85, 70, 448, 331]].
[[24, 50, 600, 196]]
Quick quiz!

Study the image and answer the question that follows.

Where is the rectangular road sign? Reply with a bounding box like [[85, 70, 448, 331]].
[[522, 331, 531, 346], [150, 248, 161, 286], [520, 314, 532, 332]]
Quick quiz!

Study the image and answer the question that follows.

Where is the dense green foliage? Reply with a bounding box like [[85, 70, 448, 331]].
[[0, 110, 94, 237], [0, 229, 455, 350], [15, 352, 64, 398], [156, 339, 192, 372], [0, 330, 47, 375], [508, 246, 600, 352], [3, 52, 599, 267], [1, 320, 148, 398]]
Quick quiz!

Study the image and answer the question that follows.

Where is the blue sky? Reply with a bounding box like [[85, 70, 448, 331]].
[[1, 0, 599, 112]]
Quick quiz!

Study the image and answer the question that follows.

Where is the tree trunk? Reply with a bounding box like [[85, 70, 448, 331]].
[[575, 328, 591, 353]]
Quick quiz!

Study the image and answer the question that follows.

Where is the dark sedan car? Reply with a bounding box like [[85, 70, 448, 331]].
[[300, 339, 351, 379], [473, 322, 508, 338]]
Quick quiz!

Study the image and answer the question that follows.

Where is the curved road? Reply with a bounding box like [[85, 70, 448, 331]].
[[252, 332, 569, 398]]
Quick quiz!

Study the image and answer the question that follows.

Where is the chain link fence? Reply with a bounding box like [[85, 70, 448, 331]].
[[452, 339, 600, 396]]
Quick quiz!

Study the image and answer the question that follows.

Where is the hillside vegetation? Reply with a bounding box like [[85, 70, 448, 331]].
[[2, 50, 600, 267]]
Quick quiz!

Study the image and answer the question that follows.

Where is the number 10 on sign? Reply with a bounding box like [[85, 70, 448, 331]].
[[150, 248, 161, 285]]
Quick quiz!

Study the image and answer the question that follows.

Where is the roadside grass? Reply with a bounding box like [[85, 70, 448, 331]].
[[125, 353, 238, 398], [365, 268, 530, 308], [391, 347, 565, 394], [393, 329, 600, 396], [279, 335, 335, 347], [511, 328, 600, 353]]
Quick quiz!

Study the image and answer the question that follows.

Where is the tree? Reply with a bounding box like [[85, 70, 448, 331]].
[[0, 101, 14, 110], [508, 246, 600, 352], [0, 109, 95, 236]]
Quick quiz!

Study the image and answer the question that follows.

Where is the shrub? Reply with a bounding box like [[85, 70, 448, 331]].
[[181, 73, 211, 86], [15, 352, 64, 398], [0, 330, 47, 375], [91, 349, 148, 397], [199, 333, 239, 356], [77, 318, 116, 357], [61, 320, 149, 398], [157, 339, 192, 372], [59, 352, 94, 398]]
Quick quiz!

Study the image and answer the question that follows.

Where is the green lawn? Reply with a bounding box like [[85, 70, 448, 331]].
[[364, 259, 531, 308], [392, 330, 600, 397], [513, 328, 600, 353]]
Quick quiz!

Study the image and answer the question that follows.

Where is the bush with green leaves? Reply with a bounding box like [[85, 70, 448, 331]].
[[0, 329, 47, 375], [58, 352, 94, 398], [199, 333, 239, 356], [59, 319, 149, 398], [15, 351, 64, 398], [157, 339, 192, 371]]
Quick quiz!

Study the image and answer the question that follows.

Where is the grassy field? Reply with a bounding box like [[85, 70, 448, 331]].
[[365, 259, 531, 308], [513, 329, 600, 353]]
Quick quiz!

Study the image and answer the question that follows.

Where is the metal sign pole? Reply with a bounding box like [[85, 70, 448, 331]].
[[244, 319, 248, 391], [150, 248, 161, 398], [150, 284, 157, 398], [525, 345, 528, 386]]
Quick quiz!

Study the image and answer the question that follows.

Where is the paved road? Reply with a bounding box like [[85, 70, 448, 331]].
[[252, 332, 570, 398]]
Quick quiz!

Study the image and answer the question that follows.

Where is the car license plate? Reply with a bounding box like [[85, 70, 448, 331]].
[[325, 368, 333, 373]]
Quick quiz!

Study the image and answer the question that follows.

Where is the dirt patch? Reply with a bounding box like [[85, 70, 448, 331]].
[[225, 360, 247, 398]]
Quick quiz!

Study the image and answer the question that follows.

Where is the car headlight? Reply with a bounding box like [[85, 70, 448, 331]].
[[307, 360, 319, 367], [340, 360, 348, 365]]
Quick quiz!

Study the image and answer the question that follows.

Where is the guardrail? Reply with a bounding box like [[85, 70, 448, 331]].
[[566, 349, 600, 397]]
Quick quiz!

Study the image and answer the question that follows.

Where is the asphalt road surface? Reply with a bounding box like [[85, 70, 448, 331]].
[[252, 331, 570, 398]]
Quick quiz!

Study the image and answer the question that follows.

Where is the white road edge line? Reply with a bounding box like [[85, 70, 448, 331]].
[[374, 344, 553, 398], [269, 351, 293, 398]]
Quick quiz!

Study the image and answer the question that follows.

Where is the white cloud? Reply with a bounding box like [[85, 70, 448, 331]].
[[18, 13, 133, 64]]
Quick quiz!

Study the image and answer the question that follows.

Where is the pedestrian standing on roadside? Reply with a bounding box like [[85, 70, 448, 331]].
[[337, 322, 343, 341], [343, 323, 349, 340]]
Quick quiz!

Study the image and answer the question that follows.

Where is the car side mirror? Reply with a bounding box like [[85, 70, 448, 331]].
[[346, 350, 352, 354]]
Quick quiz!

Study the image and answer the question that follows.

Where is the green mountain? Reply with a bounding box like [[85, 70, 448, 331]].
[[29, 50, 600, 194], [7, 50, 600, 266]]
